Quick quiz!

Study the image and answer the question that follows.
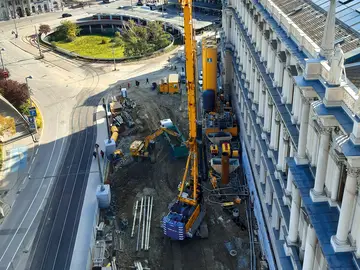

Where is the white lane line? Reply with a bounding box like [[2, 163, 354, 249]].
[[51, 119, 89, 270], [0, 113, 59, 265], [35, 149, 39, 156], [27, 166, 32, 174], [5, 113, 67, 270], [31, 158, 35, 165]]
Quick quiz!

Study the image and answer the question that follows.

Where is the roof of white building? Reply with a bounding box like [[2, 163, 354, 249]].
[[271, 0, 360, 54]]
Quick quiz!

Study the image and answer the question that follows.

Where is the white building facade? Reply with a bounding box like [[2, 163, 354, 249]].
[[221, 0, 360, 269], [0, 0, 62, 21]]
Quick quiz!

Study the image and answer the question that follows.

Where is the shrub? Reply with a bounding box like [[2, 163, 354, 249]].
[[55, 20, 80, 42], [51, 41, 57, 48], [0, 79, 29, 109], [101, 39, 107, 44]]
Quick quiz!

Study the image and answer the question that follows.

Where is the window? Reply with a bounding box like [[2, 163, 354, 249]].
[[207, 58, 212, 63]]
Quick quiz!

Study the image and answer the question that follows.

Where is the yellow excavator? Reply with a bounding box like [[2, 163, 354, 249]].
[[129, 127, 180, 163], [162, 0, 207, 240]]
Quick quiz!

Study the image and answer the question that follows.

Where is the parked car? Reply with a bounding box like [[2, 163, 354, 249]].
[[62, 13, 72, 18]]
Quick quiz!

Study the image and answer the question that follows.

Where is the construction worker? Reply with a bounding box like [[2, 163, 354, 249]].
[[146, 78, 149, 84], [93, 151, 97, 159], [128, 82, 131, 88], [100, 150, 105, 159]]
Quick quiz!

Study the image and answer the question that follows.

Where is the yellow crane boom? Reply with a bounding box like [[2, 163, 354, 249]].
[[177, 0, 199, 206]]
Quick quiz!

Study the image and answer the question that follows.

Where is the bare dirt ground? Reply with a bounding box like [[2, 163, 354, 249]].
[[108, 82, 251, 270]]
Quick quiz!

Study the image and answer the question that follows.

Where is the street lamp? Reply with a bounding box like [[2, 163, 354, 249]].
[[112, 42, 116, 71], [0, 48, 5, 71], [25, 75, 33, 105]]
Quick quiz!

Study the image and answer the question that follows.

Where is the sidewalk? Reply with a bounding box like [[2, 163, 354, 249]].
[[70, 103, 109, 270], [0, 135, 36, 220]]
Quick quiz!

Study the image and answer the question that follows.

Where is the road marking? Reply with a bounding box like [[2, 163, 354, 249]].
[[35, 149, 39, 156], [31, 158, 35, 165], [0, 113, 60, 266], [4, 112, 67, 270], [51, 117, 89, 270]]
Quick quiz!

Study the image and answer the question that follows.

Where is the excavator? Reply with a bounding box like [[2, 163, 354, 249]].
[[129, 127, 180, 162], [162, 0, 207, 240]]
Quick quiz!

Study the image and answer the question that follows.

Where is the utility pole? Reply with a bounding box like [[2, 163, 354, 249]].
[[0, 48, 5, 70], [131, 0, 133, 10], [34, 26, 43, 58], [95, 143, 105, 191], [102, 98, 111, 143], [13, 15, 18, 38], [112, 43, 116, 71]]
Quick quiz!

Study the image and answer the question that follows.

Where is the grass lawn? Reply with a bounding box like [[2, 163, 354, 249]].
[[54, 35, 125, 58]]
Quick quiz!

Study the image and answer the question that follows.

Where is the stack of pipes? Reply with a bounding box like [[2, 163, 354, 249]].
[[131, 196, 154, 251]]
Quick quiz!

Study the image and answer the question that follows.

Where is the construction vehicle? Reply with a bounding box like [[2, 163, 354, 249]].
[[129, 127, 180, 163], [162, 0, 207, 240]]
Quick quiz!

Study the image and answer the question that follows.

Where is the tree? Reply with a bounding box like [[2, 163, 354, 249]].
[[39, 24, 51, 35], [0, 115, 15, 137], [119, 20, 170, 57], [0, 79, 29, 109], [55, 20, 80, 42]]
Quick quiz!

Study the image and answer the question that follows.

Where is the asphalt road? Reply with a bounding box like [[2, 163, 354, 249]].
[[28, 94, 97, 270]]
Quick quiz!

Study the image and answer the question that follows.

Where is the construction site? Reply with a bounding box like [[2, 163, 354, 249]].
[[90, 2, 261, 270]]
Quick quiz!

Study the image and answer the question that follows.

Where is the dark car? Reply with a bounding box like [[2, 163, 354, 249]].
[[62, 13, 72, 18]]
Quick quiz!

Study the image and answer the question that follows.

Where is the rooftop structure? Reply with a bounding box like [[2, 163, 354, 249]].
[[220, 0, 360, 268]]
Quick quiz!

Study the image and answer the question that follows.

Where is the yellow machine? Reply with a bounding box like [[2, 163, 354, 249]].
[[222, 142, 231, 155], [159, 74, 180, 94], [210, 144, 218, 155], [162, 0, 207, 240], [129, 127, 179, 162], [202, 37, 218, 91]]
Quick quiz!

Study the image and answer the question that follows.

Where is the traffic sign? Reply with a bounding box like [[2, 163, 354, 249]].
[[29, 107, 37, 117], [28, 116, 34, 123]]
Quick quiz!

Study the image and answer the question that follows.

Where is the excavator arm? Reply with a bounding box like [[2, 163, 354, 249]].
[[143, 127, 180, 150]]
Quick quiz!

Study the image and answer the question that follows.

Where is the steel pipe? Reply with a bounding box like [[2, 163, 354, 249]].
[[145, 196, 154, 250], [141, 197, 147, 250], [136, 197, 144, 251], [131, 200, 139, 238]]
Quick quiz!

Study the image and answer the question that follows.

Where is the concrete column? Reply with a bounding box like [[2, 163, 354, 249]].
[[256, 24, 261, 51], [300, 216, 308, 260], [253, 72, 260, 105], [285, 170, 294, 196], [251, 21, 257, 43], [291, 86, 300, 123], [250, 65, 255, 94], [331, 166, 360, 252], [271, 201, 280, 229], [255, 143, 261, 166], [247, 115, 251, 136], [100, 24, 104, 32], [265, 178, 272, 205], [246, 58, 251, 82], [269, 49, 276, 74], [251, 129, 256, 150], [261, 33, 267, 62], [330, 160, 341, 202], [287, 184, 301, 244], [266, 44, 272, 73], [274, 56, 281, 87], [89, 25, 92, 34], [261, 31, 267, 62], [241, 95, 245, 113], [277, 62, 285, 88], [260, 160, 266, 184], [263, 95, 272, 133], [281, 69, 290, 103], [270, 111, 280, 150], [295, 97, 310, 164], [277, 124, 289, 171], [310, 129, 319, 167], [310, 127, 331, 201], [258, 84, 265, 117], [303, 225, 317, 270]]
